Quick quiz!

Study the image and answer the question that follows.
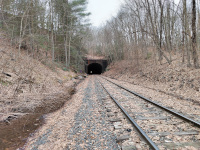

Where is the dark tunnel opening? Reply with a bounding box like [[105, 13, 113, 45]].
[[88, 63, 102, 74]]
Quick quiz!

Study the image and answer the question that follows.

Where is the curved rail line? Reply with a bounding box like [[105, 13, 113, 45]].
[[98, 76, 200, 150], [100, 76, 200, 128]]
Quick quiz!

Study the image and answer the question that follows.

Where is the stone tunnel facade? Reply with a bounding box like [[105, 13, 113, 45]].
[[84, 58, 108, 74]]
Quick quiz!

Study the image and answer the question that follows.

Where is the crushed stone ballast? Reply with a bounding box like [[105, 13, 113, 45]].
[[98, 76, 200, 150]]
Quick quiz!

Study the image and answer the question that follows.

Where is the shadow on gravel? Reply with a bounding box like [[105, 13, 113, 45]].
[[0, 86, 77, 150]]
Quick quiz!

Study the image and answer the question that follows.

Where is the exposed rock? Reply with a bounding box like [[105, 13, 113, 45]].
[[116, 135, 130, 142]]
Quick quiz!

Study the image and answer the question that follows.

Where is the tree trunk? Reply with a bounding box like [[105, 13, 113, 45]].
[[50, 0, 55, 62], [65, 35, 68, 68], [183, 0, 191, 67], [182, 0, 185, 63], [68, 36, 71, 67], [192, 0, 199, 68]]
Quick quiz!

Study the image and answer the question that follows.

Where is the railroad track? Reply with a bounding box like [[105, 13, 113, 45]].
[[98, 76, 200, 150]]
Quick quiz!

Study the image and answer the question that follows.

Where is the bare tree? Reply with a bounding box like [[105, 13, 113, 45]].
[[192, 0, 199, 68]]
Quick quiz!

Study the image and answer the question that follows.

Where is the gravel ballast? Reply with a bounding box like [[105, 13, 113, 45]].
[[66, 76, 119, 149], [24, 76, 120, 150]]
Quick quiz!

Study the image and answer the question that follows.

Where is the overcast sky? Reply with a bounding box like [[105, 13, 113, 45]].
[[86, 0, 181, 27], [87, 0, 125, 27]]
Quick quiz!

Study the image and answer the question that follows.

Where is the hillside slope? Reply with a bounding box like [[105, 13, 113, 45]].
[[0, 31, 80, 149], [104, 54, 200, 104]]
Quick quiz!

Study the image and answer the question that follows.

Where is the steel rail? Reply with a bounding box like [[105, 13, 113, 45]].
[[101, 76, 200, 128], [98, 79, 159, 150]]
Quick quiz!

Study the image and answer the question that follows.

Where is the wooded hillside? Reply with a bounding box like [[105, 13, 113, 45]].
[[0, 0, 90, 72], [86, 0, 200, 69]]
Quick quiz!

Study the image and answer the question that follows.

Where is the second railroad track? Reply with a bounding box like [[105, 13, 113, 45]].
[[98, 76, 200, 150]]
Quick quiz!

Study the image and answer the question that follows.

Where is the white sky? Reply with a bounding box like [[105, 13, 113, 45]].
[[87, 0, 125, 27], [86, 0, 181, 27]]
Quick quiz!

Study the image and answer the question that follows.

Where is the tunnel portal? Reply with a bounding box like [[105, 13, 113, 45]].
[[88, 63, 102, 74], [84, 57, 108, 75]]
